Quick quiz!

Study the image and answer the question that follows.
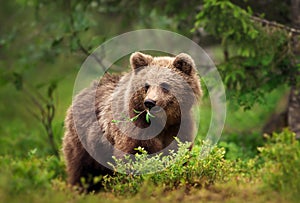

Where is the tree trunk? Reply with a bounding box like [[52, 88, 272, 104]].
[[263, 0, 300, 137], [288, 86, 300, 138], [291, 0, 300, 28], [288, 0, 300, 138]]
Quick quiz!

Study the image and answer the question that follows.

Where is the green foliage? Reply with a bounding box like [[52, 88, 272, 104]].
[[219, 131, 264, 160], [0, 1, 299, 202], [1, 134, 299, 202], [0, 149, 65, 195], [259, 129, 300, 199], [103, 140, 233, 195], [219, 140, 258, 161], [194, 0, 258, 47], [112, 109, 155, 124], [194, 0, 297, 109]]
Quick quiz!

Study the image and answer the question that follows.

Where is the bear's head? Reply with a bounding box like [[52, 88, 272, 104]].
[[127, 52, 202, 127]]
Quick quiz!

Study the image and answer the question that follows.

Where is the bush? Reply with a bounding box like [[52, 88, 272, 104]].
[[102, 140, 234, 195], [219, 133, 263, 160], [0, 149, 65, 195], [258, 129, 300, 199]]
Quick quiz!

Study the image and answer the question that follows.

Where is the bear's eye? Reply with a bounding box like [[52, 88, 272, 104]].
[[144, 83, 150, 91], [160, 82, 170, 93]]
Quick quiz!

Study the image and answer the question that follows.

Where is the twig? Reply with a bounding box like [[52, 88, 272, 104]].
[[23, 83, 59, 158], [77, 38, 106, 71], [66, 0, 106, 71], [250, 16, 300, 35], [23, 87, 46, 118], [112, 109, 155, 124]]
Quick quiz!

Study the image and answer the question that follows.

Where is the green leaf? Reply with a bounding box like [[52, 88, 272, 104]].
[[148, 111, 155, 118], [47, 82, 57, 98], [70, 37, 79, 52], [130, 114, 139, 122], [13, 72, 23, 90], [111, 119, 119, 123], [146, 113, 150, 123], [51, 37, 63, 48], [133, 109, 141, 114]]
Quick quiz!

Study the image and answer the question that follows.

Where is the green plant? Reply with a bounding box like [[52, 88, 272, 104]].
[[194, 0, 297, 110], [102, 140, 234, 196], [258, 129, 300, 199], [219, 133, 264, 160], [0, 149, 65, 195], [112, 109, 155, 124]]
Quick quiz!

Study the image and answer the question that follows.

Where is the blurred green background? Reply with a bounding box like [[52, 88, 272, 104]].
[[0, 0, 300, 202], [1, 0, 296, 158]]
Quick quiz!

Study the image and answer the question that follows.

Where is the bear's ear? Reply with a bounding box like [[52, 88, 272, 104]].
[[130, 52, 153, 70], [173, 53, 195, 75]]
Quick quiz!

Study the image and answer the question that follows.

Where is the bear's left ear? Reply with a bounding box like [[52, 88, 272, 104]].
[[173, 53, 195, 75], [130, 52, 153, 70]]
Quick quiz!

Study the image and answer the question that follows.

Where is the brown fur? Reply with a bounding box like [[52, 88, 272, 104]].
[[62, 52, 202, 192]]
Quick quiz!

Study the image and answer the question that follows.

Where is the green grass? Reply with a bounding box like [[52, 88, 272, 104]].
[[0, 130, 299, 203]]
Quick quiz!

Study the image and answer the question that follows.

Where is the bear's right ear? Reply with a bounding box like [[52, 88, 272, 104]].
[[130, 52, 153, 70]]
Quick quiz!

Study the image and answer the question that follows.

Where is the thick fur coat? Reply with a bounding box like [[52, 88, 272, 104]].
[[63, 52, 202, 191]]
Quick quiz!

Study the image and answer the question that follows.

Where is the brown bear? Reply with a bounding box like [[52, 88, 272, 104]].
[[62, 52, 202, 192]]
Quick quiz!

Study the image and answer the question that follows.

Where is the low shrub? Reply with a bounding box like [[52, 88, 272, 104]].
[[102, 140, 234, 195], [0, 149, 65, 195], [258, 129, 300, 200]]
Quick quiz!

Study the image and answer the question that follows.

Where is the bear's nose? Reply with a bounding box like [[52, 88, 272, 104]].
[[144, 99, 156, 110]]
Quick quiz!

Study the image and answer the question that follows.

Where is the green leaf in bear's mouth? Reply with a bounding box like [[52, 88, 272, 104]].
[[111, 109, 155, 124]]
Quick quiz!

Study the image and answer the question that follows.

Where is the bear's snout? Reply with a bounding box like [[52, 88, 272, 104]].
[[144, 99, 156, 110]]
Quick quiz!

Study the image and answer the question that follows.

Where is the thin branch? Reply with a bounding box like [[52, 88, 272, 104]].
[[77, 39, 106, 71], [26, 106, 42, 121], [24, 81, 48, 104], [66, 0, 106, 71], [250, 16, 300, 35], [22, 83, 59, 157], [23, 87, 46, 116]]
